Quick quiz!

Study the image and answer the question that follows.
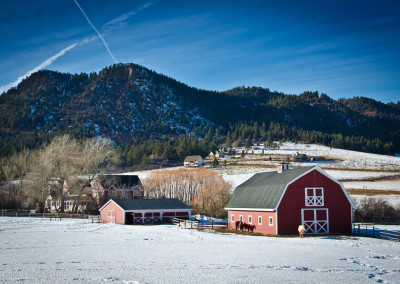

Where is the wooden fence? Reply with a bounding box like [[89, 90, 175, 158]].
[[0, 210, 98, 221], [171, 217, 228, 229], [353, 223, 400, 242], [353, 218, 400, 226]]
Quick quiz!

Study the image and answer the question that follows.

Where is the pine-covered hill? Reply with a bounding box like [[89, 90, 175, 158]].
[[0, 62, 399, 157]]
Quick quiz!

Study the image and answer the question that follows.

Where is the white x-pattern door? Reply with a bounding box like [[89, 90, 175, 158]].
[[107, 210, 115, 224], [301, 208, 328, 234]]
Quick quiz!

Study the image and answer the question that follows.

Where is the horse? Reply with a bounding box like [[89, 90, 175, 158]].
[[247, 224, 256, 232], [235, 221, 243, 231], [243, 223, 256, 232], [298, 225, 306, 238]]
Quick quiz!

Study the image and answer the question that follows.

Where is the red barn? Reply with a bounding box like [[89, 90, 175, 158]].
[[99, 198, 192, 225], [225, 164, 356, 235]]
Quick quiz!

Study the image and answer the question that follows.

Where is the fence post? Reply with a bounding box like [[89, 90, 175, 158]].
[[191, 221, 193, 229], [358, 224, 360, 235], [385, 229, 387, 240], [211, 220, 214, 230], [373, 219, 375, 225], [373, 226, 375, 237]]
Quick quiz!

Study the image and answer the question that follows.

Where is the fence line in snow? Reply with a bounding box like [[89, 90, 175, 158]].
[[353, 218, 400, 226], [353, 223, 400, 242], [171, 217, 228, 229], [0, 210, 98, 221]]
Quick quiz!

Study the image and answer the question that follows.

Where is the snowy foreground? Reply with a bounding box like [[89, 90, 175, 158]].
[[1, 218, 400, 283]]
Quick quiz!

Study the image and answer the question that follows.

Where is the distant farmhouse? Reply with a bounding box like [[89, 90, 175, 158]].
[[45, 175, 144, 212], [184, 155, 204, 167], [292, 152, 308, 162], [226, 163, 356, 235]]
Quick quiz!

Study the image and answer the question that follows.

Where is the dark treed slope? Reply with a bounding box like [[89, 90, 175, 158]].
[[0, 63, 399, 161]]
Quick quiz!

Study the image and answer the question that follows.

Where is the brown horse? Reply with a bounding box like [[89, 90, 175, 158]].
[[235, 221, 243, 231], [243, 223, 256, 232]]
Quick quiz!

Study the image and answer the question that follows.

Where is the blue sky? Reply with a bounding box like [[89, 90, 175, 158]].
[[1, 1, 399, 102]]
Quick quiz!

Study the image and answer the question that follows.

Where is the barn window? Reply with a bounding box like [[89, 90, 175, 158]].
[[305, 188, 324, 206], [239, 215, 243, 222], [258, 216, 262, 225], [269, 216, 273, 226], [231, 215, 234, 222], [248, 215, 252, 224]]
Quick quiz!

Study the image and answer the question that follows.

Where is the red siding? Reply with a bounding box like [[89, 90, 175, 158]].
[[100, 201, 125, 224], [228, 210, 277, 234], [277, 170, 352, 235]]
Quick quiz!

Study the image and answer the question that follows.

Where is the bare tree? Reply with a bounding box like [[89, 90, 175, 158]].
[[0, 150, 31, 208], [143, 168, 231, 218], [28, 135, 120, 213], [29, 135, 80, 212], [69, 138, 120, 213], [28, 149, 53, 208]]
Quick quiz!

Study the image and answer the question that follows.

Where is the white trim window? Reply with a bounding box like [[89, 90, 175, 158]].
[[258, 216, 262, 225], [231, 214, 235, 222], [239, 215, 243, 222], [248, 215, 252, 224], [269, 216, 273, 226], [305, 187, 324, 206]]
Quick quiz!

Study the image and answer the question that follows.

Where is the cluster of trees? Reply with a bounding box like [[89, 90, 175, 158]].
[[0, 135, 120, 212], [119, 135, 216, 167], [354, 198, 400, 221], [223, 121, 395, 154], [142, 168, 231, 218]]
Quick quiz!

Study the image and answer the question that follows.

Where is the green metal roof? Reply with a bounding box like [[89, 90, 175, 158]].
[[112, 198, 191, 211], [226, 167, 315, 210]]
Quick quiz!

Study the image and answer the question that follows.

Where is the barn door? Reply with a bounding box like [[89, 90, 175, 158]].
[[107, 210, 116, 224], [301, 209, 328, 234]]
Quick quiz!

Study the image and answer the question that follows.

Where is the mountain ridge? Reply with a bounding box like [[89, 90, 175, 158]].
[[0, 63, 399, 157]]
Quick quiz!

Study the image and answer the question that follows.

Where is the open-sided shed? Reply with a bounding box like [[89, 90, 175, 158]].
[[99, 198, 192, 224]]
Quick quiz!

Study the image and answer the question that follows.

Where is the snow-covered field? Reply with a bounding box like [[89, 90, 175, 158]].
[[1, 218, 400, 284], [238, 142, 400, 171]]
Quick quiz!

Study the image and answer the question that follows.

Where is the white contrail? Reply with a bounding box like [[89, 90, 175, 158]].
[[73, 0, 118, 63], [0, 43, 77, 94], [0, 1, 156, 94]]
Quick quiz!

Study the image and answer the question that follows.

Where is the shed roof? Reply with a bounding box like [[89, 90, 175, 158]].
[[110, 198, 191, 211], [184, 155, 202, 162], [226, 167, 314, 210]]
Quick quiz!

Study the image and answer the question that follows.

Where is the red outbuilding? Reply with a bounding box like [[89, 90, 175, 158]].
[[225, 164, 356, 235], [99, 198, 192, 225]]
